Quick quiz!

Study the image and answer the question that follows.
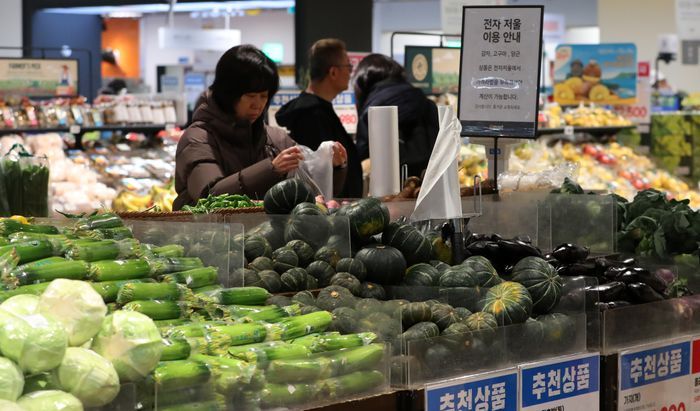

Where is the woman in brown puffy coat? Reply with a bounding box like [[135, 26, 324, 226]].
[[173, 45, 347, 210]]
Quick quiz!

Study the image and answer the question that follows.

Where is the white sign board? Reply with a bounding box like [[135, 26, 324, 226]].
[[519, 353, 600, 411], [619, 338, 692, 411], [676, 0, 700, 39], [425, 368, 518, 411], [441, 0, 505, 35], [614, 61, 652, 124], [267, 91, 358, 134], [158, 28, 241, 51], [458, 6, 544, 138]]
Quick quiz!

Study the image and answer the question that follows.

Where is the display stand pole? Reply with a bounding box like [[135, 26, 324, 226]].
[[468, 136, 522, 189]]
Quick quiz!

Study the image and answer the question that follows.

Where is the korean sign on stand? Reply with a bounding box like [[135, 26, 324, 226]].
[[457, 5, 543, 138], [618, 339, 692, 411], [425, 368, 518, 411], [519, 353, 600, 411]]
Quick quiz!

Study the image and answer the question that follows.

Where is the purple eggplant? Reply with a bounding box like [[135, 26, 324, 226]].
[[604, 266, 627, 281], [618, 269, 640, 284], [557, 262, 597, 277], [552, 243, 590, 264], [586, 281, 627, 303], [497, 239, 542, 262], [630, 268, 667, 293], [595, 300, 632, 311], [622, 257, 637, 266], [627, 282, 665, 303]]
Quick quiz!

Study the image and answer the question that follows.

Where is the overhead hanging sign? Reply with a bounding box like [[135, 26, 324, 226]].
[[158, 28, 241, 51], [425, 368, 518, 411], [553, 43, 638, 106], [519, 353, 600, 411], [458, 5, 544, 138], [618, 339, 692, 411]]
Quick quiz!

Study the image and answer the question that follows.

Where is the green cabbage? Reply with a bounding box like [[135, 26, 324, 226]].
[[0, 294, 39, 316], [17, 390, 83, 411], [0, 399, 24, 411], [91, 311, 163, 382], [0, 357, 23, 401], [38, 279, 107, 346], [52, 347, 119, 407], [0, 309, 67, 374]]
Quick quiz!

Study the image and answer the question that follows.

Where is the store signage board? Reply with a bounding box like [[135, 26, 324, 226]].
[[519, 353, 600, 411], [553, 43, 638, 106], [613, 61, 652, 124], [406, 46, 460, 95], [618, 338, 692, 411], [441, 0, 506, 34], [158, 28, 241, 51], [0, 58, 78, 98], [267, 91, 358, 134], [424, 368, 518, 411], [676, 0, 700, 40], [457, 6, 544, 139]]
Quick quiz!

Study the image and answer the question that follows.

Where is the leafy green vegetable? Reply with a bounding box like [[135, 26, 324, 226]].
[[0, 309, 68, 374], [52, 347, 120, 407], [0, 357, 23, 401], [17, 390, 83, 411]]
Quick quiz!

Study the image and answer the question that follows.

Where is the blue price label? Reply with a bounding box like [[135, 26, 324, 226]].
[[270, 92, 301, 107], [488, 148, 502, 155], [520, 354, 600, 407], [620, 341, 690, 390], [425, 369, 518, 411]]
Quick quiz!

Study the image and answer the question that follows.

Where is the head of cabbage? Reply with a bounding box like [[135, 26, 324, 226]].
[[52, 347, 119, 407], [17, 390, 83, 411], [0, 294, 40, 316], [91, 311, 163, 382], [38, 279, 107, 346], [0, 399, 25, 411], [0, 309, 68, 374], [0, 357, 23, 401]]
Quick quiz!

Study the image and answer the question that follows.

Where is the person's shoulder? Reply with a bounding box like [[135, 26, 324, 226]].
[[265, 125, 296, 148], [177, 122, 213, 150]]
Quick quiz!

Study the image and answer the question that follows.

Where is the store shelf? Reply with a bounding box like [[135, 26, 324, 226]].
[[537, 125, 635, 137], [0, 124, 177, 136]]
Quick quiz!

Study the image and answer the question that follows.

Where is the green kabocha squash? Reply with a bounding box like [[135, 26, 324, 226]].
[[510, 318, 545, 357], [230, 268, 263, 287], [329, 272, 362, 296], [480, 281, 533, 326], [291, 202, 326, 217], [400, 302, 433, 328], [263, 178, 315, 214], [430, 236, 453, 264], [305, 274, 319, 290], [286, 240, 316, 267], [285, 210, 331, 250], [272, 247, 299, 274], [314, 246, 342, 268], [359, 281, 386, 300], [438, 265, 478, 287], [441, 322, 473, 348], [354, 298, 383, 316], [431, 303, 463, 330], [329, 307, 359, 334], [512, 256, 563, 314], [292, 290, 316, 306], [455, 307, 473, 318], [316, 285, 356, 311], [248, 221, 285, 250], [465, 312, 498, 332], [301, 305, 322, 314], [402, 322, 440, 341], [537, 313, 576, 348], [360, 312, 401, 341], [244, 235, 272, 261], [267, 295, 292, 307], [336, 197, 390, 240], [248, 256, 274, 272], [335, 258, 367, 281], [404, 263, 440, 286], [430, 260, 451, 273], [280, 267, 308, 291], [382, 222, 433, 265], [462, 256, 502, 287], [257, 270, 282, 293], [355, 244, 407, 285], [306, 260, 336, 287]]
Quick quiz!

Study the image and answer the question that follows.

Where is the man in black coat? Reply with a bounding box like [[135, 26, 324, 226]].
[[275, 39, 363, 198]]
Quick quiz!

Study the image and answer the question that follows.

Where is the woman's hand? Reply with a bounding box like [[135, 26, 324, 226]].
[[332, 142, 348, 168], [272, 146, 304, 174]]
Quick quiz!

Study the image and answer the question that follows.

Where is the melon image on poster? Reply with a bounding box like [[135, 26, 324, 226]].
[[553, 43, 637, 106]]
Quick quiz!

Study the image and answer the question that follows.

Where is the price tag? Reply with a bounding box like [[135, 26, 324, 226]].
[[165, 123, 176, 131], [69, 125, 81, 134], [519, 353, 600, 411], [618, 338, 692, 411], [564, 125, 575, 136], [425, 368, 518, 411], [690, 337, 700, 410]]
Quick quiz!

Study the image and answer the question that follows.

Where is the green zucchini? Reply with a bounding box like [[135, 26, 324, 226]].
[[8, 232, 72, 254], [302, 332, 378, 353], [89, 259, 152, 281], [74, 212, 124, 231], [122, 300, 188, 320], [161, 267, 218, 288], [66, 239, 141, 261], [8, 258, 89, 286], [152, 244, 186, 258], [191, 284, 223, 295], [93, 226, 134, 240], [322, 370, 385, 398], [0, 219, 59, 236], [152, 359, 211, 392], [267, 356, 333, 383], [216, 304, 300, 323], [161, 338, 192, 361], [149, 257, 205, 275], [261, 382, 318, 408], [0, 240, 54, 264], [205, 323, 267, 346], [228, 341, 310, 367], [328, 343, 385, 375], [212, 286, 270, 305], [117, 282, 190, 304], [266, 311, 333, 341], [89, 278, 152, 302]]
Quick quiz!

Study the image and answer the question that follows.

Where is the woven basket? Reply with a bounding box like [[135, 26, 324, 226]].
[[117, 206, 265, 222]]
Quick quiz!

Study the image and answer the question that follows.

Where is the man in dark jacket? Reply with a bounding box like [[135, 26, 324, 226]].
[[275, 39, 363, 198]]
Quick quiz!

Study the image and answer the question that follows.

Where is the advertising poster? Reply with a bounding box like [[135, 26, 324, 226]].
[[0, 58, 78, 98], [406, 46, 461, 95], [553, 43, 637, 105]]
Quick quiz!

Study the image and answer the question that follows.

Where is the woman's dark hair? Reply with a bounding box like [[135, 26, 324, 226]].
[[210, 44, 279, 115], [353, 53, 406, 109]]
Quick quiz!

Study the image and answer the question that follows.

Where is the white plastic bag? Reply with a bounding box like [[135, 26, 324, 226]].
[[292, 142, 335, 199]]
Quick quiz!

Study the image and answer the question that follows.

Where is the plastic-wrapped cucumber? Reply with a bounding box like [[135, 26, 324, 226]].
[[152, 359, 211, 392], [217, 304, 300, 323], [265, 311, 333, 341], [212, 287, 270, 305], [74, 212, 124, 231], [0, 240, 53, 264], [190, 354, 257, 392], [191, 284, 223, 295], [321, 370, 385, 398], [66, 239, 140, 261], [205, 323, 267, 346], [328, 344, 385, 375], [8, 232, 72, 254], [267, 356, 333, 383], [161, 338, 192, 361], [152, 244, 186, 258], [89, 259, 152, 281], [155, 318, 188, 328], [117, 282, 191, 304], [0, 219, 58, 235], [161, 267, 218, 288], [304, 332, 378, 353], [261, 382, 319, 407], [150, 257, 204, 275], [93, 226, 134, 240], [8, 258, 89, 286], [122, 300, 189, 321], [228, 341, 310, 367], [90, 279, 154, 303]]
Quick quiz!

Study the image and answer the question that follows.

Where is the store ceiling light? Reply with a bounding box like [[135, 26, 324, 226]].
[[42, 1, 294, 15]]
